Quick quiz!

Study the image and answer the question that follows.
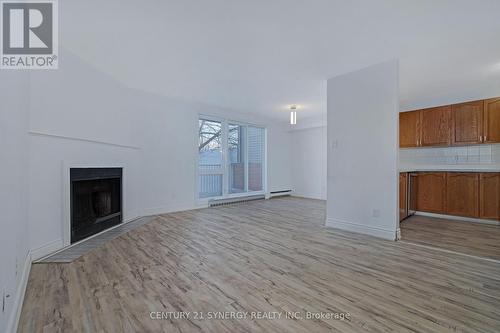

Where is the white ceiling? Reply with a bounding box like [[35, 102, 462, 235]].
[[61, 0, 500, 122]]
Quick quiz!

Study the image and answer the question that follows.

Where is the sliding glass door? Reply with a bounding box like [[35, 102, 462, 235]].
[[248, 126, 265, 192], [198, 117, 265, 199], [198, 119, 223, 198], [228, 124, 246, 193]]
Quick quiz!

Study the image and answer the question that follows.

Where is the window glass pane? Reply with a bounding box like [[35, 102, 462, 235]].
[[228, 124, 246, 193], [198, 118, 265, 199], [199, 175, 222, 198], [199, 119, 222, 170], [248, 127, 264, 191], [199, 119, 222, 198]]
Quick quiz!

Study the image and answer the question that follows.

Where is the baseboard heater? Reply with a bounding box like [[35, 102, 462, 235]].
[[269, 190, 292, 198], [209, 194, 265, 207]]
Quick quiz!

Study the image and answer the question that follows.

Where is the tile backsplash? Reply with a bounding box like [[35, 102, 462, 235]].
[[399, 144, 500, 166]]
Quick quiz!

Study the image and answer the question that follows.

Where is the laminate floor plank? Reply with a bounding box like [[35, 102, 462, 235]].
[[401, 215, 500, 260], [18, 197, 500, 332]]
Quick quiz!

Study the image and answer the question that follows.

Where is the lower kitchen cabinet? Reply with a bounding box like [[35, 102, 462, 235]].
[[446, 173, 479, 218], [399, 173, 408, 221], [480, 173, 500, 220], [416, 172, 447, 214], [406, 171, 500, 221]]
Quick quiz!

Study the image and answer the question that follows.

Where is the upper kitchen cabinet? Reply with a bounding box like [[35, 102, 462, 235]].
[[400, 96, 500, 148], [483, 97, 500, 143], [420, 106, 451, 146], [451, 100, 483, 145], [399, 111, 421, 147]]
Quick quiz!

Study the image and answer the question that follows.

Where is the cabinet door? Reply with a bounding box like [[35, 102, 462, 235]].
[[484, 98, 500, 143], [480, 173, 500, 220], [399, 173, 408, 221], [446, 173, 479, 218], [451, 100, 483, 145], [409, 173, 418, 212], [416, 172, 447, 213], [399, 111, 421, 148], [421, 106, 451, 146]]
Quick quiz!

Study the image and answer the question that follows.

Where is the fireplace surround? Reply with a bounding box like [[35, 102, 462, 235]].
[[70, 168, 122, 243]]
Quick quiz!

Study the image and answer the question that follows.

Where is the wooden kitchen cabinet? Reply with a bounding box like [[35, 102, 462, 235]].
[[399, 111, 420, 148], [420, 106, 451, 146], [451, 100, 483, 145], [480, 173, 500, 220], [409, 173, 418, 212], [483, 98, 500, 143], [399, 173, 408, 221], [407, 171, 499, 221], [446, 173, 479, 218], [416, 172, 447, 213], [399, 96, 500, 148]]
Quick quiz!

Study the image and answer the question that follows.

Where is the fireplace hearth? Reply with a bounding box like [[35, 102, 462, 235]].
[[70, 168, 122, 243]]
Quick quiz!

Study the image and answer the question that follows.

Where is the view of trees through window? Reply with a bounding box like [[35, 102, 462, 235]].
[[198, 118, 265, 198]]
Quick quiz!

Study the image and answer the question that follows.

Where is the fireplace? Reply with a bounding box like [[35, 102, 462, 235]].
[[70, 168, 122, 243]]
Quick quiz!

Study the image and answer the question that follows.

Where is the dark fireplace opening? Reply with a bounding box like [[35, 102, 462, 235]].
[[71, 168, 122, 243]]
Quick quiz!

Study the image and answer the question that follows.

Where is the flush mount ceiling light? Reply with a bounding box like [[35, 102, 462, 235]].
[[290, 105, 297, 125]]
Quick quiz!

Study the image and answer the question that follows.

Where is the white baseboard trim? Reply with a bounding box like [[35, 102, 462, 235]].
[[414, 211, 500, 226], [141, 203, 199, 216], [6, 251, 32, 333], [325, 217, 397, 241], [290, 194, 326, 201], [30, 239, 63, 261]]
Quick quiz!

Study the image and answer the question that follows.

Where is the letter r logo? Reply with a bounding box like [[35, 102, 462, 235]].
[[2, 2, 53, 54]]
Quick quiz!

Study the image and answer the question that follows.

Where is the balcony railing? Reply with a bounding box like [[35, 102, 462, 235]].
[[199, 163, 263, 198]]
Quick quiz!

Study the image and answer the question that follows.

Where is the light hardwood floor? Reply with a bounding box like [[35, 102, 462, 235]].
[[19, 197, 500, 332], [401, 215, 500, 261]]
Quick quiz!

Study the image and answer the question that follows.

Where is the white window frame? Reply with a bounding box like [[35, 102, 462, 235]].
[[197, 114, 267, 204]]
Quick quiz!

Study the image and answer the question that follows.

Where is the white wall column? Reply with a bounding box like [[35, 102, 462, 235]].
[[326, 60, 399, 240]]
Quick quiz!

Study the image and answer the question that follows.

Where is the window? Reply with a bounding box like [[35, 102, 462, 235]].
[[228, 124, 245, 193], [198, 117, 265, 199], [198, 119, 223, 198], [248, 126, 264, 192]]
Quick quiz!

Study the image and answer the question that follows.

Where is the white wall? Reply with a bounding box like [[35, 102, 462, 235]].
[[267, 123, 293, 193], [290, 126, 327, 199], [326, 60, 399, 240], [28, 50, 143, 254], [0, 72, 30, 332], [26, 49, 293, 256]]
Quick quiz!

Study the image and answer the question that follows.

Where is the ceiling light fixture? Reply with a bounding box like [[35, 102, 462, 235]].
[[290, 105, 297, 125]]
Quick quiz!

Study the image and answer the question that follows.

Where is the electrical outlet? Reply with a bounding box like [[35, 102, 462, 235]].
[[372, 209, 381, 218]]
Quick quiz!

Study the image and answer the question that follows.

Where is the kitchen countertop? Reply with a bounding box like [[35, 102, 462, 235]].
[[399, 165, 500, 173]]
